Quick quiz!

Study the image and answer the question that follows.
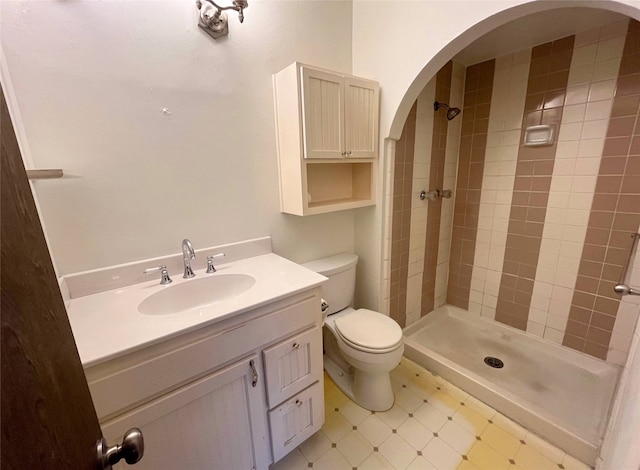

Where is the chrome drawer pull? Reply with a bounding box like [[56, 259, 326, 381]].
[[250, 360, 258, 387]]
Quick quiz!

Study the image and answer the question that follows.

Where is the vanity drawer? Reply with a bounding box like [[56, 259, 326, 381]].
[[88, 293, 320, 421], [268, 381, 324, 463], [263, 327, 323, 408]]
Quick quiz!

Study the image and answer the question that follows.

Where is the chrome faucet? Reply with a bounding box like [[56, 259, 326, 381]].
[[182, 239, 196, 278]]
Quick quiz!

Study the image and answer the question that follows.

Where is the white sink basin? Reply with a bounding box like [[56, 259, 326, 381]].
[[138, 274, 256, 315]]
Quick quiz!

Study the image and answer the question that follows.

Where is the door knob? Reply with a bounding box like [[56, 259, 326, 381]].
[[97, 428, 144, 469]]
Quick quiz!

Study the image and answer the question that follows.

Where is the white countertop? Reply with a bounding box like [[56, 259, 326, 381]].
[[67, 253, 326, 367]]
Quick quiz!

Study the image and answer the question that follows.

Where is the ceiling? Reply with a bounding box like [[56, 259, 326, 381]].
[[454, 7, 630, 66]]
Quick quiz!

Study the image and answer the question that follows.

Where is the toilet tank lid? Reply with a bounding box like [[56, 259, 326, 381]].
[[302, 253, 358, 276]]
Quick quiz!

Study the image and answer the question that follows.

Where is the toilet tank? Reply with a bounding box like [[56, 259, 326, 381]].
[[302, 253, 358, 315]]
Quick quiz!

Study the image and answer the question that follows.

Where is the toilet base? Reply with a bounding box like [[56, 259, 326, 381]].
[[324, 355, 356, 403], [324, 355, 395, 412]]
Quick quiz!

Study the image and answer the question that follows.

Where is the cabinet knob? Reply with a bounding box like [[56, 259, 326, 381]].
[[295, 399, 302, 407], [292, 343, 300, 349]]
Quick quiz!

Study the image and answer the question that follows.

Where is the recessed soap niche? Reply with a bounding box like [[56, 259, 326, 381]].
[[523, 124, 555, 146]]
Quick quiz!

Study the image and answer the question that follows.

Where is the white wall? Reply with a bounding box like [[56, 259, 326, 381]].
[[1, 0, 355, 275]]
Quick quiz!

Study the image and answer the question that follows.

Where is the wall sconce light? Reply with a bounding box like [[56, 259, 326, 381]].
[[196, 0, 248, 39]]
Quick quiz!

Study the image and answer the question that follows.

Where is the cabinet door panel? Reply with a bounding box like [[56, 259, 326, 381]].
[[344, 76, 379, 159], [269, 381, 324, 462], [101, 355, 269, 470], [301, 67, 344, 159], [263, 327, 323, 408]]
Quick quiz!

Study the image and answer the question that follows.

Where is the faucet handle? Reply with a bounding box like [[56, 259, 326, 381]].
[[143, 265, 173, 285], [206, 253, 225, 273]]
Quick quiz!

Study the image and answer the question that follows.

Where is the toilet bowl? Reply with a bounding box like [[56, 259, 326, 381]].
[[302, 253, 404, 411]]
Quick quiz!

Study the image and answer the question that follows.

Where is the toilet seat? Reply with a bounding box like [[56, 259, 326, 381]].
[[334, 309, 403, 354]]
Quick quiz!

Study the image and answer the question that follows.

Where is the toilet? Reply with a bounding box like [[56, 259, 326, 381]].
[[303, 253, 404, 411]]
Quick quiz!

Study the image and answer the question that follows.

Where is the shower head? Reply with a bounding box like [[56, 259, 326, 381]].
[[434, 101, 461, 121]]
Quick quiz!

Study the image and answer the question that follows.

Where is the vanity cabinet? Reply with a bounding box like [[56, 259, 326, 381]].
[[274, 62, 379, 216], [101, 355, 268, 470], [85, 288, 324, 469]]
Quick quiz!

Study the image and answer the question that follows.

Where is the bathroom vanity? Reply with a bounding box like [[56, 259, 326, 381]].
[[64, 239, 326, 469]]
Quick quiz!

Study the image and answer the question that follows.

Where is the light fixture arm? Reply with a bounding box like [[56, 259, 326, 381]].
[[196, 0, 248, 39]]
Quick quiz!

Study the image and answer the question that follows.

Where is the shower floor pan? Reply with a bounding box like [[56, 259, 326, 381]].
[[403, 305, 619, 466]]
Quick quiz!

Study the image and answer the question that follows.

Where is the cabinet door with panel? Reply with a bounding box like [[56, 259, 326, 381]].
[[344, 76, 379, 159], [301, 67, 344, 159], [101, 355, 270, 470]]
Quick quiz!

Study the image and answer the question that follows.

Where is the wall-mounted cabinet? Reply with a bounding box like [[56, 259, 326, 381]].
[[274, 62, 379, 216]]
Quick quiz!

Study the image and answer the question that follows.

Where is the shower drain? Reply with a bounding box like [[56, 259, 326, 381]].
[[484, 356, 504, 368]]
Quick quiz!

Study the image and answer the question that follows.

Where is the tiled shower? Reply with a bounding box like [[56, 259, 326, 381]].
[[384, 18, 640, 366]]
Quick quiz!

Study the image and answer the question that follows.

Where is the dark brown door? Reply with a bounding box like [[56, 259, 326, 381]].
[[1, 86, 103, 468]]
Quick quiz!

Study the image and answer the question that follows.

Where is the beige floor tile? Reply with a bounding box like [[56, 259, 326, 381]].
[[481, 424, 521, 458], [458, 460, 481, 470], [397, 416, 434, 450], [325, 385, 350, 408], [339, 399, 371, 426], [358, 414, 393, 447], [452, 405, 490, 435], [429, 390, 462, 416], [379, 434, 419, 469], [395, 359, 425, 380], [269, 448, 307, 470], [514, 444, 560, 470], [423, 437, 463, 470], [407, 377, 439, 399], [413, 402, 449, 432], [297, 362, 593, 470], [467, 441, 511, 470], [406, 455, 438, 470], [395, 387, 425, 413], [322, 409, 351, 443], [336, 430, 374, 467], [508, 465, 526, 470], [359, 451, 396, 470], [391, 375, 405, 393], [378, 404, 410, 429], [312, 448, 351, 470], [438, 420, 476, 455], [400, 357, 424, 372], [299, 430, 331, 462]]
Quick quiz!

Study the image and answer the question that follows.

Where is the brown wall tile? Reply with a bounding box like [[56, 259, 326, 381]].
[[389, 103, 417, 327], [495, 37, 574, 331], [564, 21, 640, 359], [447, 59, 495, 310]]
